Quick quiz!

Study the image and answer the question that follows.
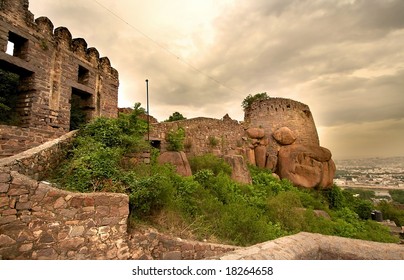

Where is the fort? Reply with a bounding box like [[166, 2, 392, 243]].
[[0, 0, 118, 157], [0, 0, 403, 260]]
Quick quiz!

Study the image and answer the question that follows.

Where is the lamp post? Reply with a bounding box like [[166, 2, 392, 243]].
[[145, 79, 149, 143]]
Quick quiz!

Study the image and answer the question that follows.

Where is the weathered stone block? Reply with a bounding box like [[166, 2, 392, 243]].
[[96, 206, 110, 216], [0, 196, 9, 207], [69, 226, 85, 237], [38, 232, 55, 244], [0, 215, 17, 225], [36, 248, 58, 260], [19, 243, 33, 252], [0, 183, 10, 193], [16, 201, 32, 210], [0, 234, 16, 246], [59, 237, 85, 250], [53, 197, 67, 209], [162, 250, 182, 260], [7, 187, 29, 196], [0, 173, 11, 183]]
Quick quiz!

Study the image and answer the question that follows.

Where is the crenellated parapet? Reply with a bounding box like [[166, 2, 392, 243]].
[[0, 0, 119, 156]]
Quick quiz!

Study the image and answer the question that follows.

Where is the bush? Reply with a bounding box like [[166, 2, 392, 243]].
[[354, 200, 373, 220], [241, 92, 270, 110], [218, 203, 285, 246], [377, 201, 404, 227], [189, 154, 232, 176], [389, 190, 404, 204], [267, 191, 305, 232], [166, 127, 185, 151], [325, 185, 346, 209]]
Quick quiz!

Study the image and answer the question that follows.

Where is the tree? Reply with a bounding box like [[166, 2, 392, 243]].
[[241, 92, 270, 110], [165, 111, 186, 122]]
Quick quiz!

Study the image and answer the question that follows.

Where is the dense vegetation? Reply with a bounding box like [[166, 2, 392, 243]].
[[49, 110, 403, 246]]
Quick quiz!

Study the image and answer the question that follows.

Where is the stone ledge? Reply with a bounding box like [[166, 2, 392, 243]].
[[214, 232, 404, 260]]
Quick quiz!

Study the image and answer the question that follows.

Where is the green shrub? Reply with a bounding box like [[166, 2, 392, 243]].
[[267, 191, 305, 232], [377, 201, 404, 227], [189, 154, 232, 176], [389, 190, 404, 204], [325, 185, 346, 209], [219, 203, 285, 246], [208, 136, 219, 147], [354, 200, 373, 220], [166, 127, 185, 151]]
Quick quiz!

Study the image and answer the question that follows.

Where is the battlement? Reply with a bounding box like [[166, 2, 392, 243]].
[[0, 0, 119, 157]]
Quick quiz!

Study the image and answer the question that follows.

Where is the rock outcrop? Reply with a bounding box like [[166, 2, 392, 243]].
[[158, 151, 192, 177], [224, 155, 252, 184], [277, 144, 336, 188], [273, 126, 296, 145]]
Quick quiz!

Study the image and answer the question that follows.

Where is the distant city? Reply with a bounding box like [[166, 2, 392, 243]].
[[334, 156, 404, 191]]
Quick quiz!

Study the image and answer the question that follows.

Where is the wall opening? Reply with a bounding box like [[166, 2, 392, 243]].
[[150, 140, 161, 150], [70, 88, 93, 130], [0, 68, 31, 126], [78, 65, 90, 85], [7, 32, 28, 59]]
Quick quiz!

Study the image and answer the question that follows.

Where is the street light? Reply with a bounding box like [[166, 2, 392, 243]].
[[145, 79, 149, 142]]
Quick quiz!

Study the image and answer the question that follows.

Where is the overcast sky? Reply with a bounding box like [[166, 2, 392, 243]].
[[28, 0, 404, 160]]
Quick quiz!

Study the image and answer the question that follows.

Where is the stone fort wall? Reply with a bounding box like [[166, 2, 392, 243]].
[[0, 0, 118, 158], [150, 116, 246, 158], [244, 98, 320, 157]]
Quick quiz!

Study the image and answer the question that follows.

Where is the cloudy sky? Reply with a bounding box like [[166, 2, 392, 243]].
[[28, 0, 404, 160]]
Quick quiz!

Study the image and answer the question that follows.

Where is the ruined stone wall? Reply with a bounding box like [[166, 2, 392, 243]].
[[0, 0, 118, 156], [0, 130, 130, 259], [0, 130, 76, 179], [0, 125, 71, 159], [0, 170, 130, 260], [244, 98, 319, 156], [129, 228, 238, 260], [151, 116, 246, 158]]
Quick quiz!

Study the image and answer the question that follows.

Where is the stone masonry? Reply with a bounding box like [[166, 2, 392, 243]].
[[0, 132, 130, 259], [0, 0, 119, 157]]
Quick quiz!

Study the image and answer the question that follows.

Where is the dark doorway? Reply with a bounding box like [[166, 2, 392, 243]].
[[70, 88, 93, 130]]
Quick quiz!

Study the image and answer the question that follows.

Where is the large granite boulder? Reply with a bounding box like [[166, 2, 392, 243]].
[[246, 128, 265, 139], [224, 155, 252, 184], [277, 144, 335, 188], [158, 151, 192, 176], [254, 146, 267, 168], [273, 127, 296, 145]]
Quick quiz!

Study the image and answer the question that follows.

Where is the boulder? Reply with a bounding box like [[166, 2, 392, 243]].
[[265, 155, 278, 172], [158, 151, 192, 176], [224, 155, 252, 184], [277, 144, 335, 189], [254, 146, 267, 168], [273, 127, 296, 145], [246, 128, 265, 139], [246, 148, 256, 165]]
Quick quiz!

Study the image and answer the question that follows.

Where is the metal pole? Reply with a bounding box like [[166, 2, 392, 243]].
[[145, 79, 149, 143]]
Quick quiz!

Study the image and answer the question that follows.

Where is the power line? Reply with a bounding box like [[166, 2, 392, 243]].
[[91, 0, 243, 94]]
